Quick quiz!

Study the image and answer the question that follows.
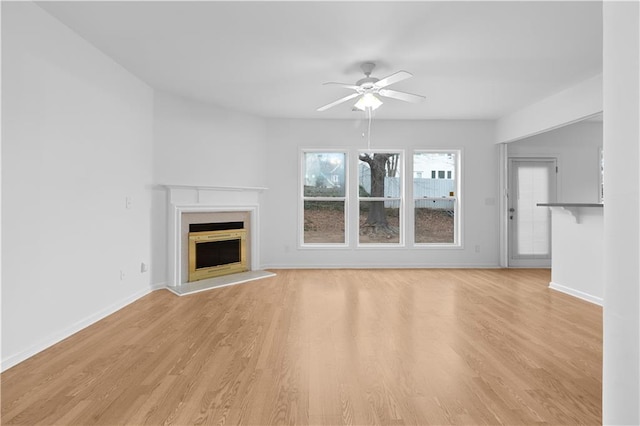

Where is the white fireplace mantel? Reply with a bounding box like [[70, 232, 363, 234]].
[[164, 185, 267, 289]]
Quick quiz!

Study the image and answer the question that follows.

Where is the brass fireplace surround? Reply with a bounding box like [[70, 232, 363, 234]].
[[188, 229, 247, 282]]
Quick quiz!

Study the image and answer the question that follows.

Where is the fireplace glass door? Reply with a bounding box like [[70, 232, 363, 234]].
[[188, 229, 247, 281]]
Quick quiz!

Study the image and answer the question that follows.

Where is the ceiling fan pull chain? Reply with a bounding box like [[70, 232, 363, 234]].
[[367, 107, 372, 150]]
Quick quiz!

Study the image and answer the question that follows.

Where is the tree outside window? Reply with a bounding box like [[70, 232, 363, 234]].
[[300, 149, 461, 248], [358, 152, 402, 244]]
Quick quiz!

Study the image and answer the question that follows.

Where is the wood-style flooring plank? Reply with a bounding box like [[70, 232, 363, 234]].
[[1, 269, 602, 425]]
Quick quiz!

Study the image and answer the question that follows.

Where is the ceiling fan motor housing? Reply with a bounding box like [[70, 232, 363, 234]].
[[357, 62, 379, 90], [356, 77, 380, 90]]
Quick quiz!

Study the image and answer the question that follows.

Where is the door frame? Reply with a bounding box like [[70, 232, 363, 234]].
[[506, 156, 559, 268]]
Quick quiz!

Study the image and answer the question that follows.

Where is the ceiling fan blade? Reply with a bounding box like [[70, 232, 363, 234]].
[[317, 93, 360, 112], [378, 89, 425, 103], [323, 82, 361, 90], [374, 71, 413, 88]]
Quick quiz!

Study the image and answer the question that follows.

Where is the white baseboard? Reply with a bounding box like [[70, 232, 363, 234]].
[[549, 281, 603, 306], [260, 263, 502, 269], [1, 287, 152, 372], [150, 281, 168, 291]]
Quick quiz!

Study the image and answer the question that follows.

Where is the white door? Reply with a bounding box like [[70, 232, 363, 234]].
[[508, 158, 557, 267]]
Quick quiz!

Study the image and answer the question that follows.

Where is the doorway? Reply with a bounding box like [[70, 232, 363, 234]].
[[508, 158, 557, 267]]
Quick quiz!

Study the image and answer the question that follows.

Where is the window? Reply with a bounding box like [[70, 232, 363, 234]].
[[413, 151, 460, 245], [358, 151, 403, 245], [300, 149, 459, 248], [301, 151, 347, 245]]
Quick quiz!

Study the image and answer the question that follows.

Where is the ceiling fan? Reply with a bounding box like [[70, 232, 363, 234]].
[[317, 62, 425, 112]]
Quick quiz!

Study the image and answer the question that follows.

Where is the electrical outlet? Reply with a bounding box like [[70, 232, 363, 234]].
[[475, 245, 481, 253], [141, 262, 148, 273], [125, 196, 132, 209], [120, 270, 125, 281]]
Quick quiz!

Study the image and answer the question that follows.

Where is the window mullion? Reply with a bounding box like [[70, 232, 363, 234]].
[[303, 197, 346, 202]]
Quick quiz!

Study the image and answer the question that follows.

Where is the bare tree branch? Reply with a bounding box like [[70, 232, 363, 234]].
[[359, 153, 373, 165]]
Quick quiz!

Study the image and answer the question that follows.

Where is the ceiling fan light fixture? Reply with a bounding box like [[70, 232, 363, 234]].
[[317, 63, 422, 112], [354, 93, 383, 111]]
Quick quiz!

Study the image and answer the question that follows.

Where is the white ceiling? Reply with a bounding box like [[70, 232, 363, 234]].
[[37, 1, 603, 120]]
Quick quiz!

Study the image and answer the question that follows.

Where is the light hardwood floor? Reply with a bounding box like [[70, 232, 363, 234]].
[[1, 269, 602, 425]]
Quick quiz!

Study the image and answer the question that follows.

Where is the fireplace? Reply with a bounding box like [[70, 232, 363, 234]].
[[164, 184, 267, 289], [180, 211, 252, 283], [188, 222, 247, 281]]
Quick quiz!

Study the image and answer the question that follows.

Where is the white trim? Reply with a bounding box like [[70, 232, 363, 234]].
[[355, 242, 406, 248], [298, 244, 351, 250], [299, 149, 349, 248], [506, 156, 558, 267], [499, 143, 509, 267], [507, 266, 551, 269], [297, 243, 463, 250], [1, 287, 152, 372], [549, 281, 603, 306], [413, 243, 465, 250], [357, 149, 406, 247], [458, 148, 465, 249], [261, 263, 502, 269], [161, 184, 267, 192], [412, 149, 463, 248], [150, 281, 168, 291]]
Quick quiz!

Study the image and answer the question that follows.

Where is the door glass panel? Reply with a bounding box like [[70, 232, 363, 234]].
[[516, 165, 550, 256]]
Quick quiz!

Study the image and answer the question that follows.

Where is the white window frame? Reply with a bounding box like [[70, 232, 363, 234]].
[[357, 149, 405, 248], [299, 149, 349, 248], [412, 149, 462, 248]]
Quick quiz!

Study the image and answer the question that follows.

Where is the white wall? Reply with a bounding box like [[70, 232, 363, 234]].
[[507, 121, 602, 203], [548, 208, 603, 305], [496, 74, 602, 143], [153, 91, 267, 187], [151, 92, 267, 285], [1, 3, 154, 370], [602, 1, 640, 423], [262, 119, 499, 268]]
